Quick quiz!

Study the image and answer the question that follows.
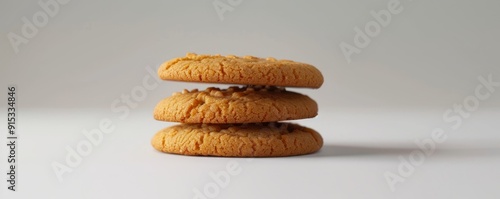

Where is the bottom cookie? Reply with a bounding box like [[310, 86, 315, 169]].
[[151, 123, 323, 157]]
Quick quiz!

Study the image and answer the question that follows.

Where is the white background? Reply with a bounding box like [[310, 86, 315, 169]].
[[1, 0, 499, 198]]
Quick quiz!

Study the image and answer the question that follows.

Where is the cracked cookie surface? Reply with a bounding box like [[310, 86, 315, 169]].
[[154, 86, 318, 123], [151, 122, 323, 157], [158, 53, 324, 88]]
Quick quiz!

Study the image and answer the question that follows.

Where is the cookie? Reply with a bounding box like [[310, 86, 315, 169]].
[[158, 53, 324, 88], [154, 86, 318, 124], [151, 122, 323, 157]]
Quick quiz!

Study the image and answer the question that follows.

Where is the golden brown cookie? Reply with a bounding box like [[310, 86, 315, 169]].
[[158, 53, 324, 88], [151, 122, 323, 157], [154, 86, 318, 124]]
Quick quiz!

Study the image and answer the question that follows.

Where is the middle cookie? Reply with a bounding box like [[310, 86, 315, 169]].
[[154, 86, 318, 124]]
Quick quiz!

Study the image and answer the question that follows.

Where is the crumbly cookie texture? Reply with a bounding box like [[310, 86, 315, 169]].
[[151, 122, 323, 157], [154, 86, 318, 123], [158, 53, 324, 88]]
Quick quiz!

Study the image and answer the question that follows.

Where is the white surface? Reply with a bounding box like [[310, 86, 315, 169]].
[[1, 0, 500, 198], [1, 109, 499, 199]]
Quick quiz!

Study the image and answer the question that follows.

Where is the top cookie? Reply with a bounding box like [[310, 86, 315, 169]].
[[158, 53, 324, 88]]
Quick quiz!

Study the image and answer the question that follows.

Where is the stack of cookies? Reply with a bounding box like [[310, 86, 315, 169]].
[[151, 53, 324, 157]]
